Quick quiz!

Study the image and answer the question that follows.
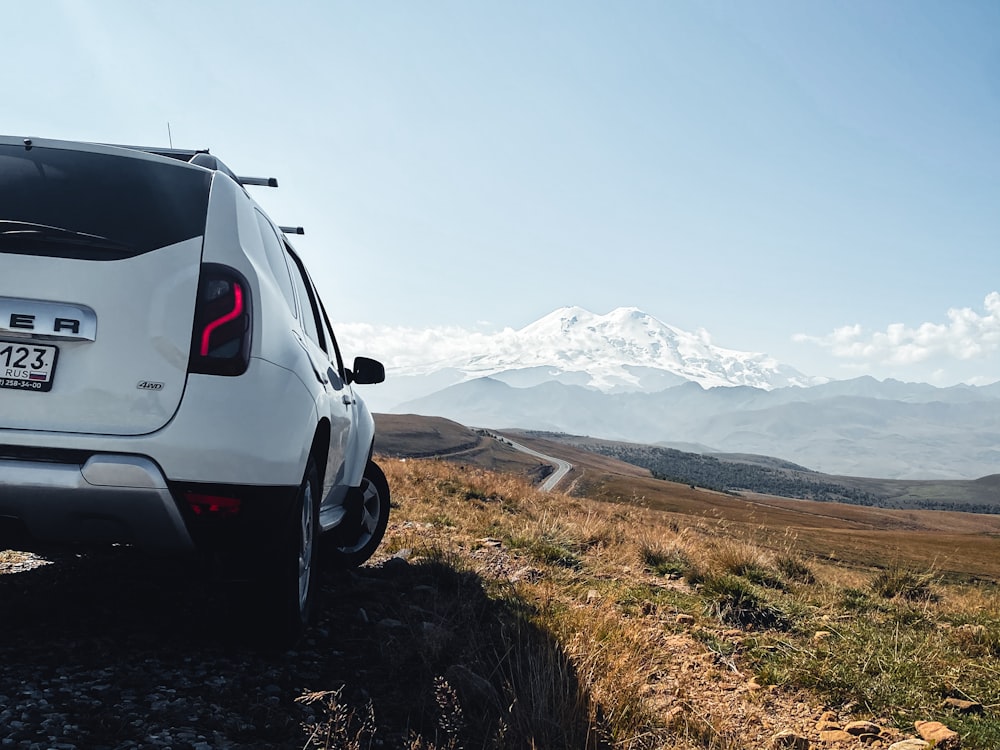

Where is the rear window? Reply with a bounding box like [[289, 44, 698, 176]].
[[0, 143, 212, 259]]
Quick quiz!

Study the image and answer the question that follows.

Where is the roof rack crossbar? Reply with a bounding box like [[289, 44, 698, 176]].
[[239, 176, 279, 188]]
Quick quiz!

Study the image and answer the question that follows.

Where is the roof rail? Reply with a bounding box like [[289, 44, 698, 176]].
[[280, 226, 305, 235], [105, 144, 209, 162], [104, 144, 278, 188]]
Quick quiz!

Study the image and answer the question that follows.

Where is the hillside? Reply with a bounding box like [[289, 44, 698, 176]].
[[382, 455, 1000, 748], [373, 413, 554, 482], [376, 415, 1000, 580], [391, 372, 1000, 480], [514, 430, 1000, 514], [375, 415, 1000, 515]]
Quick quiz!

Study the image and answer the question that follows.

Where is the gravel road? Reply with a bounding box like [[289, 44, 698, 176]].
[[0, 547, 432, 750]]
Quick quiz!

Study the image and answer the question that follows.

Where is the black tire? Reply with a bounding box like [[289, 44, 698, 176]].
[[259, 456, 321, 645], [327, 460, 390, 569]]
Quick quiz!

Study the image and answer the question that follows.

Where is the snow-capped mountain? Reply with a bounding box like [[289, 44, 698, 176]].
[[354, 306, 821, 411], [491, 306, 819, 392]]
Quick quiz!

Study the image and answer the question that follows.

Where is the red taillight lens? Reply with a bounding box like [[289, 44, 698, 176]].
[[200, 281, 244, 356], [189, 265, 251, 376], [184, 492, 242, 517]]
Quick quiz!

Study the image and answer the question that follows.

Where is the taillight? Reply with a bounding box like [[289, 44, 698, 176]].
[[189, 265, 251, 376], [184, 491, 242, 517]]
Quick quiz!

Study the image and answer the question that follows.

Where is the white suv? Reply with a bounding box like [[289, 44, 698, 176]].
[[0, 135, 389, 641]]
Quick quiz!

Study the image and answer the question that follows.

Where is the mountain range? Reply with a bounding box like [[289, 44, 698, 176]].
[[365, 307, 1000, 480]]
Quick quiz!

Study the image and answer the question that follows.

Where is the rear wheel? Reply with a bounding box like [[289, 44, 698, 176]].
[[328, 460, 390, 569], [259, 456, 320, 645]]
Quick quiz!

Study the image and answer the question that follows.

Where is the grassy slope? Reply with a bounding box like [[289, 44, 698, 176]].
[[369, 455, 1000, 749], [376, 416, 1000, 580], [359, 415, 1000, 748]]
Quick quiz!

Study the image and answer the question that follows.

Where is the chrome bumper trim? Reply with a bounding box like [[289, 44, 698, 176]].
[[0, 455, 194, 552]]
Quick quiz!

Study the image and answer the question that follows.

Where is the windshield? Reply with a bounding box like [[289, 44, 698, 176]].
[[0, 143, 212, 259]]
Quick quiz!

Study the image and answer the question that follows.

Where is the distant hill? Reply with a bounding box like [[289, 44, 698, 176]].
[[510, 430, 1000, 514], [373, 415, 1000, 515], [397, 376, 1000, 480], [372, 413, 555, 483]]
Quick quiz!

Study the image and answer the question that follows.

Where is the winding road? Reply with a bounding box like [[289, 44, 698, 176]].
[[494, 434, 573, 492]]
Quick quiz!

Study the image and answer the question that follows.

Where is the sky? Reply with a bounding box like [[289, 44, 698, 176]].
[[5, 1, 1000, 386]]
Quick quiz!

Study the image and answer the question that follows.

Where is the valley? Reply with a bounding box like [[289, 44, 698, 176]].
[[375, 414, 1000, 582]]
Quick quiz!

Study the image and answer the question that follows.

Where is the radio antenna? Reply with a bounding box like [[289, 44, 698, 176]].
[[167, 122, 173, 148]]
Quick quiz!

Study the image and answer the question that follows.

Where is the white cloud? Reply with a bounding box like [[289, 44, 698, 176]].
[[337, 323, 511, 371], [794, 293, 1000, 366]]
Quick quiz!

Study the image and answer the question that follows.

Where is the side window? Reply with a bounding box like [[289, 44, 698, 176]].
[[254, 211, 297, 317], [286, 245, 326, 352], [317, 294, 347, 378]]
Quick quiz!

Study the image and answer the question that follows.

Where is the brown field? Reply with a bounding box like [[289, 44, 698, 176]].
[[373, 452, 1000, 748], [377, 415, 1000, 582], [507, 431, 1000, 582]]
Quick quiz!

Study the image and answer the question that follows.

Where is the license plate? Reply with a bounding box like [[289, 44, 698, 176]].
[[0, 341, 59, 392]]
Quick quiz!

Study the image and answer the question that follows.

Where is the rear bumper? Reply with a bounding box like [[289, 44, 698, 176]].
[[0, 452, 300, 576], [0, 454, 194, 553]]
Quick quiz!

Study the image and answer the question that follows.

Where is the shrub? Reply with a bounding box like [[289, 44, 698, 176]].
[[838, 587, 876, 612], [776, 554, 816, 584], [700, 574, 791, 631], [870, 565, 938, 601], [640, 542, 690, 579]]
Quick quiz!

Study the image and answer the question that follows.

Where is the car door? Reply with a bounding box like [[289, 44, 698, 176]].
[[284, 244, 353, 508], [316, 292, 365, 483]]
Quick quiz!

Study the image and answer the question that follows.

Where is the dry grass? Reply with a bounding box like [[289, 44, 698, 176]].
[[364, 456, 1000, 749]]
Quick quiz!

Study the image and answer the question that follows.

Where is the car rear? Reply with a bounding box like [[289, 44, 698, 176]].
[[0, 137, 311, 556], [1, 138, 212, 434]]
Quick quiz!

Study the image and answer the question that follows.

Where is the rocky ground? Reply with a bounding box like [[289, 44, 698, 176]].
[[0, 546, 450, 750]]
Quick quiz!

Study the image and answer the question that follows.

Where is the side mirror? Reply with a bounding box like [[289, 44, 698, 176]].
[[349, 356, 385, 385]]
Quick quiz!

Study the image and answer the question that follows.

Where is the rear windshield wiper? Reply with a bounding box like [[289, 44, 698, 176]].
[[0, 220, 136, 259]]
